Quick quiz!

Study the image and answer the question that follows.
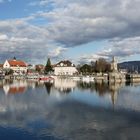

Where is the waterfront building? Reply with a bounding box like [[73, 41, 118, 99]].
[[119, 68, 128, 74], [54, 60, 78, 76], [3, 58, 27, 75], [27, 64, 35, 70], [27, 64, 36, 73], [35, 64, 45, 74]]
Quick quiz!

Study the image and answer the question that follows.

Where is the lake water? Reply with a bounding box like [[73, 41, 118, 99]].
[[0, 78, 140, 140]]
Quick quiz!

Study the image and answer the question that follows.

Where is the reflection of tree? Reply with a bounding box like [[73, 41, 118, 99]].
[[77, 82, 95, 91], [44, 82, 53, 94], [77, 81, 122, 102], [95, 82, 109, 96], [77, 81, 110, 96]]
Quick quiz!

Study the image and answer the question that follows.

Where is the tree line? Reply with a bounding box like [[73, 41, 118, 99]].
[[42, 58, 111, 75], [77, 58, 111, 75]]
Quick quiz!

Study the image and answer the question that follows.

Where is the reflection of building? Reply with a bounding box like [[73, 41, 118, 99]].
[[54, 60, 78, 76], [109, 82, 125, 106], [3, 80, 27, 95], [109, 85, 118, 106], [3, 58, 27, 75], [54, 78, 77, 93]]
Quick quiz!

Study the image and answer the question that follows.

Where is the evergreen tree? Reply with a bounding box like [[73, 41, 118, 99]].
[[44, 58, 53, 74], [79, 64, 92, 75]]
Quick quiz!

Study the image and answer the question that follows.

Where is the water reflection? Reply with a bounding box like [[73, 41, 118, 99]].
[[0, 79, 139, 109], [0, 79, 136, 107], [0, 78, 139, 139], [45, 82, 53, 94], [3, 80, 27, 95], [54, 78, 77, 94]]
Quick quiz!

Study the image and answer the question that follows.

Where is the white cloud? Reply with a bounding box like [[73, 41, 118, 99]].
[[78, 36, 140, 63], [0, 34, 8, 40], [1, 0, 140, 63], [32, 0, 140, 48], [0, 0, 12, 3], [100, 37, 140, 57], [0, 19, 51, 63], [48, 46, 67, 58]]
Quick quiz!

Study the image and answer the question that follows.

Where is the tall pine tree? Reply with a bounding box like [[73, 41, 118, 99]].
[[44, 58, 53, 74]]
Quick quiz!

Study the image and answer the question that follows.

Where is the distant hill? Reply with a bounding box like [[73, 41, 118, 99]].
[[118, 61, 140, 73]]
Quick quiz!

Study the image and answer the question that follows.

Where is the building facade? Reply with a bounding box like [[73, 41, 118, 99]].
[[54, 60, 78, 76], [3, 59, 27, 75]]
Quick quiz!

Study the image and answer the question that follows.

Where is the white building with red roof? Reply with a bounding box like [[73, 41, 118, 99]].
[[3, 58, 27, 75]]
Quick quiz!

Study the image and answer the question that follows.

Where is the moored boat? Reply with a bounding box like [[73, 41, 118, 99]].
[[39, 75, 54, 83]]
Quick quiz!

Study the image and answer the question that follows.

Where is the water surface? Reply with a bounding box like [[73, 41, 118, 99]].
[[0, 78, 140, 140]]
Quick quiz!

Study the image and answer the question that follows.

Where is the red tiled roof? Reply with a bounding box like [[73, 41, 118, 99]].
[[56, 60, 75, 67], [8, 60, 27, 67]]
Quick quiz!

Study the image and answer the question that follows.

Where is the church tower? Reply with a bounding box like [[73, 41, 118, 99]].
[[110, 56, 118, 72]]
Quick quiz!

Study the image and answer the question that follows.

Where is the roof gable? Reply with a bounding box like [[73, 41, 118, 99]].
[[8, 60, 27, 67], [56, 60, 75, 67]]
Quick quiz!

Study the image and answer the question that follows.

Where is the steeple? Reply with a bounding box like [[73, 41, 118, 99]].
[[13, 56, 16, 61], [111, 56, 118, 72], [112, 56, 115, 62]]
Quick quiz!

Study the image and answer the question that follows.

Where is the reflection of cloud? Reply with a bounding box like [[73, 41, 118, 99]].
[[0, 80, 140, 139], [116, 86, 140, 111], [45, 101, 140, 140], [0, 91, 139, 140]]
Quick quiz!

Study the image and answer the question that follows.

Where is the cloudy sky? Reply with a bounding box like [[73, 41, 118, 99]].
[[0, 0, 140, 64]]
